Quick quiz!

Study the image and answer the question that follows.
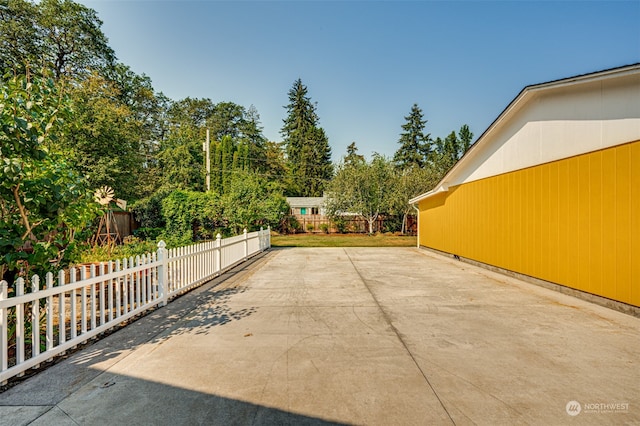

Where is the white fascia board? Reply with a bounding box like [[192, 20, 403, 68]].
[[409, 183, 449, 204]]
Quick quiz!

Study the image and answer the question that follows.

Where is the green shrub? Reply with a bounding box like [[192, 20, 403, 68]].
[[131, 190, 169, 229], [319, 223, 329, 234], [71, 237, 159, 264], [133, 227, 163, 241], [284, 216, 301, 234], [333, 217, 347, 234]]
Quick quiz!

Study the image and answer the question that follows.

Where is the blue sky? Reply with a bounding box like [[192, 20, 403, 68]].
[[81, 0, 640, 160]]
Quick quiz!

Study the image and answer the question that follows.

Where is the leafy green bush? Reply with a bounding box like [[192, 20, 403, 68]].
[[333, 217, 347, 234], [381, 215, 403, 233], [71, 237, 159, 264], [0, 72, 100, 283], [131, 190, 169, 229], [281, 216, 301, 234], [133, 227, 163, 241], [319, 223, 329, 234], [159, 190, 222, 246], [222, 171, 289, 235]]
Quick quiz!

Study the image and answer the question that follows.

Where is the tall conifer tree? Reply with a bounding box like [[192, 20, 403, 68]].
[[393, 103, 431, 169], [281, 79, 332, 196]]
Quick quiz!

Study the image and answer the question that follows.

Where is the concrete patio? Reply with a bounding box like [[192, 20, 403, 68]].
[[0, 247, 638, 425]]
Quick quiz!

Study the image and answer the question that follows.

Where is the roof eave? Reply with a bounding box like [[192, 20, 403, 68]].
[[409, 183, 449, 204], [408, 63, 640, 206]]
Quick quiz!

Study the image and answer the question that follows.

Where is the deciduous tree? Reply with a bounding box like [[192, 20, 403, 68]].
[[0, 72, 99, 282], [222, 171, 289, 235], [37, 0, 115, 79], [62, 72, 144, 201], [0, 0, 115, 79], [326, 155, 395, 234]]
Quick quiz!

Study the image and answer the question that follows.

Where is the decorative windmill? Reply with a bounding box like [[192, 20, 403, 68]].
[[93, 186, 121, 245]]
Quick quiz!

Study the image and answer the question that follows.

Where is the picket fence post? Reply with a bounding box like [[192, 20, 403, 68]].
[[267, 226, 271, 249], [0, 280, 7, 380], [31, 275, 40, 363], [243, 228, 248, 260], [157, 241, 168, 306], [16, 278, 24, 368], [215, 234, 222, 273]]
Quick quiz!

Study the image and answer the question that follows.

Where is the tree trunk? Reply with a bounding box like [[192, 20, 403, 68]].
[[401, 212, 408, 235]]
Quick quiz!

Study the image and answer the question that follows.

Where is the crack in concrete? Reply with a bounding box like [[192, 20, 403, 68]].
[[343, 248, 457, 426]]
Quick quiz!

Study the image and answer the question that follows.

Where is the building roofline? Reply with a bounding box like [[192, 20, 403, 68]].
[[410, 63, 640, 205]]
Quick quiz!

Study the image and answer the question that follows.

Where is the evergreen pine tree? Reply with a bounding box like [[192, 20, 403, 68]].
[[393, 103, 431, 169], [281, 79, 333, 196], [344, 142, 365, 166], [458, 124, 474, 155]]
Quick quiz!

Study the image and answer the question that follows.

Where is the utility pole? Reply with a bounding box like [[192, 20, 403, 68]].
[[203, 128, 210, 191]]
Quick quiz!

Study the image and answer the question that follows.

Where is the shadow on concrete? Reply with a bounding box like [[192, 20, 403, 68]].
[[27, 370, 349, 426], [0, 253, 266, 402], [0, 248, 349, 425]]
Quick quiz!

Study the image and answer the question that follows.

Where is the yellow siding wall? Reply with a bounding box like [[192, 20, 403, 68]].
[[418, 140, 640, 307]]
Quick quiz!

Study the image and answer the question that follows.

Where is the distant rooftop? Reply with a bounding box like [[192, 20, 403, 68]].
[[286, 196, 326, 208]]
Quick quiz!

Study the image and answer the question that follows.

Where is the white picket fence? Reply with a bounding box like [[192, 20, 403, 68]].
[[0, 227, 270, 384]]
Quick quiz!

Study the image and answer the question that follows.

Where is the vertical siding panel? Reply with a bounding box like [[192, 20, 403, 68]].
[[445, 189, 452, 252], [490, 178, 498, 266], [578, 155, 591, 294], [509, 171, 516, 272], [464, 184, 469, 255], [489, 178, 497, 265], [474, 181, 480, 258], [452, 186, 459, 254], [465, 184, 472, 257], [517, 169, 525, 274], [565, 157, 581, 290], [432, 195, 440, 250], [420, 201, 427, 248], [506, 172, 515, 271], [418, 203, 425, 247], [504, 173, 512, 269], [534, 167, 542, 278], [589, 153, 603, 297], [474, 181, 482, 261], [557, 160, 569, 287], [440, 192, 447, 251], [614, 144, 631, 304], [601, 148, 617, 300], [523, 168, 532, 276], [520, 170, 527, 275], [477, 180, 484, 262], [496, 176, 503, 267], [540, 164, 551, 281], [500, 175, 507, 267], [631, 142, 640, 307], [501, 174, 508, 269], [456, 186, 463, 255], [548, 162, 560, 283], [436, 194, 443, 251]]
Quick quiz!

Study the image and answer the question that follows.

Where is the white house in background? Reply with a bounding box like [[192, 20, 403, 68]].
[[286, 196, 326, 217]]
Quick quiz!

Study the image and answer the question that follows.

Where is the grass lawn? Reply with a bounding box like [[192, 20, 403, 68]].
[[270, 233, 417, 247]]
